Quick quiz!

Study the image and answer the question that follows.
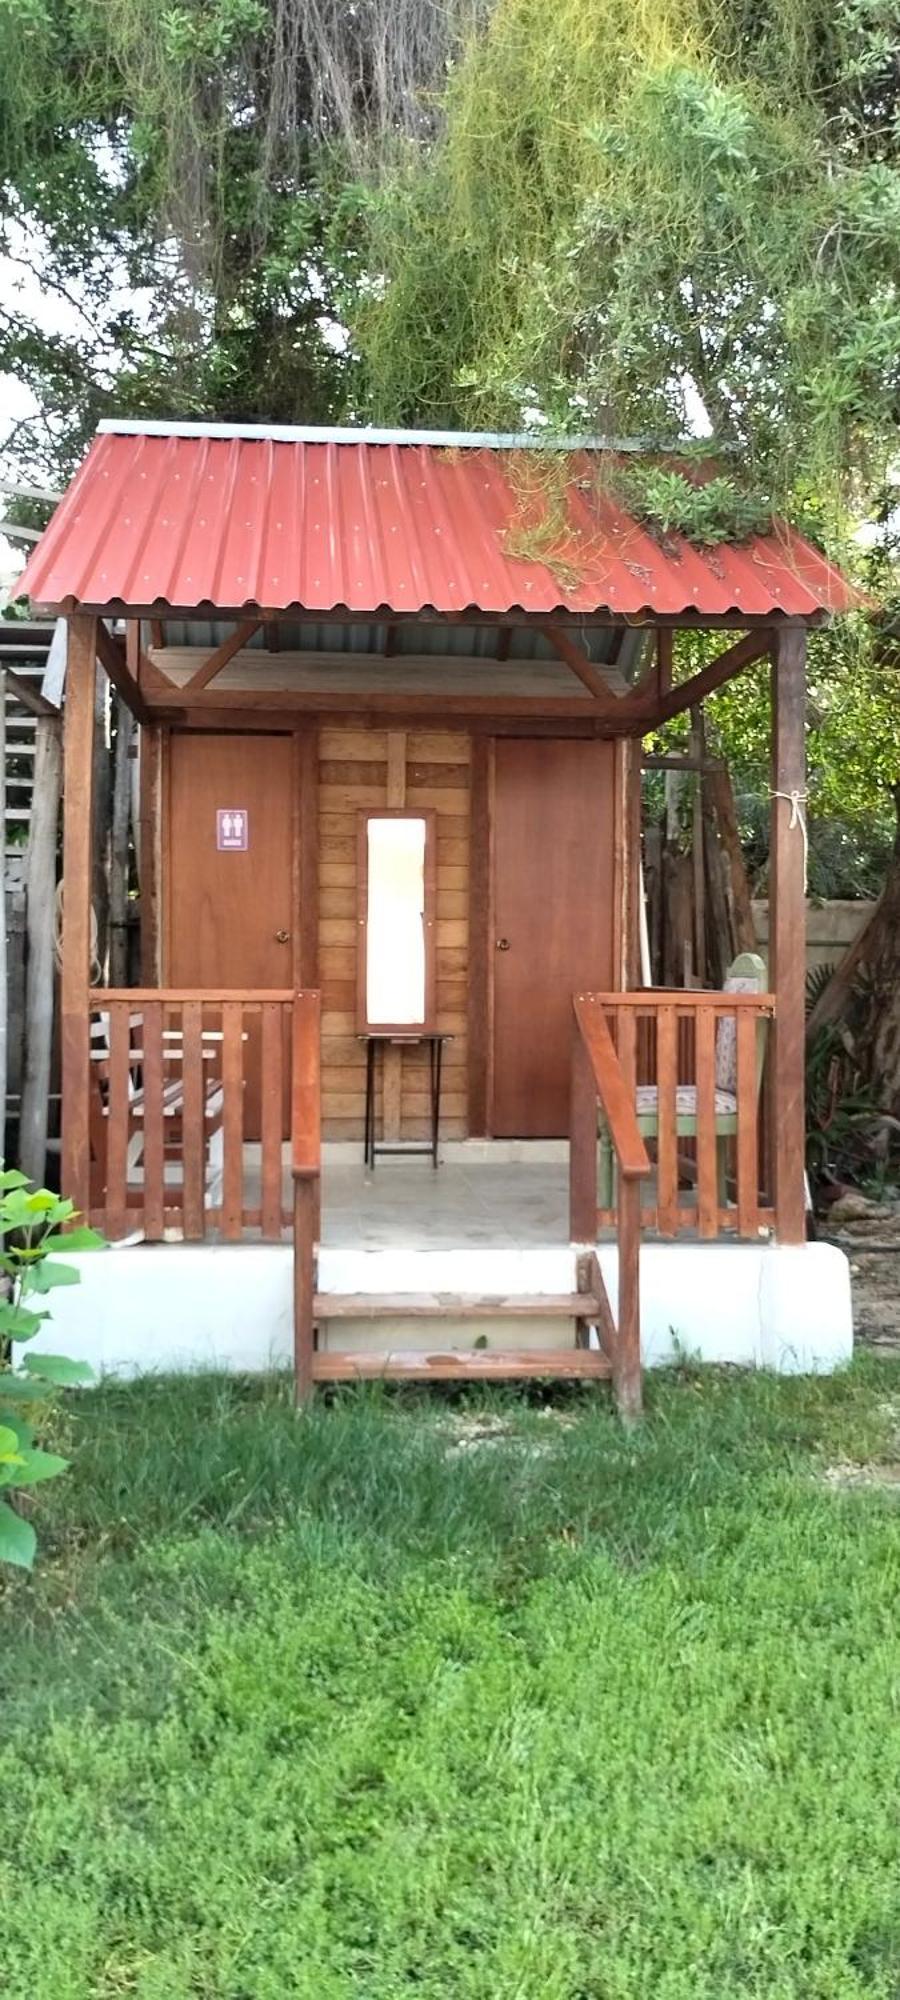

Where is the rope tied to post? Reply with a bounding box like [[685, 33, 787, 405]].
[[769, 786, 809, 894]]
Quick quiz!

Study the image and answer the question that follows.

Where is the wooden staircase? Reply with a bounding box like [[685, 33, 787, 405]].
[[309, 1283, 612, 1383]]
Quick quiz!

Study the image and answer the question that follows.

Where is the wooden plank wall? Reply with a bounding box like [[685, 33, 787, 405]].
[[318, 723, 470, 1141]]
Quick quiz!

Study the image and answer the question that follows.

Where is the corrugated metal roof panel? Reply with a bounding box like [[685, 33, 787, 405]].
[[17, 430, 860, 620]]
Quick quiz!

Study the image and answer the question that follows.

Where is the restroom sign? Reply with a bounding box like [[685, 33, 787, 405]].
[[217, 807, 248, 851]]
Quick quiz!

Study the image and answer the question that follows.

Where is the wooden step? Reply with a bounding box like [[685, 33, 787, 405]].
[[314, 1291, 602, 1321], [312, 1348, 612, 1382]]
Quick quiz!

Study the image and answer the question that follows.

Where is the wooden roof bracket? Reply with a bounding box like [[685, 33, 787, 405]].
[[94, 620, 149, 723], [183, 618, 262, 694], [539, 623, 631, 712]]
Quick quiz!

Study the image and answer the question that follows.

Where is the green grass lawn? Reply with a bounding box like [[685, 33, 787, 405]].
[[3, 1362, 900, 1999]]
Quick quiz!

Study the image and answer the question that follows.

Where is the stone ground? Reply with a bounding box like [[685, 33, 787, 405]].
[[824, 1204, 900, 1356]]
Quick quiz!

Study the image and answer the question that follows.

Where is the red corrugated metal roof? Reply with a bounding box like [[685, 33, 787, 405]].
[[16, 425, 860, 621]]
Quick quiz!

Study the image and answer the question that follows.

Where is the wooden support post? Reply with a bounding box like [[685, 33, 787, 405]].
[[293, 1174, 317, 1403], [467, 736, 491, 1133], [92, 663, 110, 980], [614, 1177, 642, 1422], [770, 626, 807, 1243], [61, 615, 97, 1215], [19, 713, 63, 1185], [138, 724, 162, 984], [109, 696, 135, 987], [292, 988, 321, 1404], [690, 708, 706, 984], [569, 1016, 598, 1242]]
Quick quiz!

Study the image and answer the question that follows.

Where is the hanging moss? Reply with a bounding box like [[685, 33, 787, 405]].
[[345, 0, 900, 548]]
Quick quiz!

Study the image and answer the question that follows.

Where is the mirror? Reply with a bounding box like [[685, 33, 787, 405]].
[[361, 814, 434, 1030]]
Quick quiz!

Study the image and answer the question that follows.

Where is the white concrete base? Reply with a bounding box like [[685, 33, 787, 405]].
[[19, 1239, 854, 1379]]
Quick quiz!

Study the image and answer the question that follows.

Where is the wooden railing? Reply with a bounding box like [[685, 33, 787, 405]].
[[570, 987, 777, 1419], [87, 989, 321, 1253], [570, 995, 651, 1420]]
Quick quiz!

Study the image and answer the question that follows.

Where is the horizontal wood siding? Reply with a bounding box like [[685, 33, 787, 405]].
[[318, 726, 471, 1141]]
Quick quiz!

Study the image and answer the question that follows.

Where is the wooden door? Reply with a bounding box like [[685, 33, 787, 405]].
[[167, 733, 294, 1132], [492, 738, 615, 1136]]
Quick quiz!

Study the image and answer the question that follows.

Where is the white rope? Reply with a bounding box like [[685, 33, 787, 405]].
[[769, 787, 809, 893]]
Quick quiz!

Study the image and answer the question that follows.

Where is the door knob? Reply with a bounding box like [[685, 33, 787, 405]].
[[496, 937, 511, 951], [274, 928, 290, 944]]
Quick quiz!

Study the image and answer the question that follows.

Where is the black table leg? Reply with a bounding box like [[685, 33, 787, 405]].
[[364, 1037, 376, 1167], [431, 1035, 443, 1168]]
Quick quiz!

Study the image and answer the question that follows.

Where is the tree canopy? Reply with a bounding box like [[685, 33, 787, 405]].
[[1, 0, 899, 865]]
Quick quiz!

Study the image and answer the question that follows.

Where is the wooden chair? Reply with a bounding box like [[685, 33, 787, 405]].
[[89, 1011, 226, 1226], [599, 953, 769, 1211]]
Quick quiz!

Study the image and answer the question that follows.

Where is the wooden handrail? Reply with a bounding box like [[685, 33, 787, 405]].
[[586, 988, 775, 1010], [573, 994, 650, 1181], [91, 987, 294, 1004]]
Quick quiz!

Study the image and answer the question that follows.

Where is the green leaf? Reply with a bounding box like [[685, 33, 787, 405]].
[[24, 1353, 94, 1387], [40, 1228, 105, 1253], [0, 1446, 68, 1487], [0, 1411, 35, 1449], [0, 1501, 35, 1569], [0, 1303, 49, 1342], [28, 1261, 81, 1293], [0, 1169, 30, 1191], [0, 1423, 24, 1465], [0, 1371, 53, 1402]]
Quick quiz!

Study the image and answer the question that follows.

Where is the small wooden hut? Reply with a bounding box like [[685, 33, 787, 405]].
[[17, 421, 860, 1411]]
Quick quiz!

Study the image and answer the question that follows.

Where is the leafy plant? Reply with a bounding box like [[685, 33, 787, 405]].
[[0, 1170, 102, 1571], [610, 462, 773, 545]]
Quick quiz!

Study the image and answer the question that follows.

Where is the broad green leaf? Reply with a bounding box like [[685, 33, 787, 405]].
[[0, 1169, 30, 1191], [0, 1303, 49, 1342], [28, 1261, 81, 1293], [0, 1446, 68, 1487], [0, 1411, 35, 1449], [0, 1423, 24, 1465], [0, 1371, 53, 1402], [0, 1501, 35, 1569], [24, 1353, 94, 1387], [40, 1228, 105, 1253], [23, 1192, 58, 1214]]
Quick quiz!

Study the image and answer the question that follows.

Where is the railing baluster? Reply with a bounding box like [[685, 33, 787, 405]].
[[260, 1001, 284, 1241], [696, 1007, 718, 1238], [181, 1000, 204, 1239], [736, 1007, 759, 1236], [221, 1002, 244, 1240], [105, 1002, 131, 1242], [656, 1003, 678, 1236], [142, 1001, 165, 1240]]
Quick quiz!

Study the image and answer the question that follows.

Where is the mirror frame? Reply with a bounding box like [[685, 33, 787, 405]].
[[356, 808, 437, 1035]]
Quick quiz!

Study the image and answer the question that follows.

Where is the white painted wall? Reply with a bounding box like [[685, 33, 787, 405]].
[[19, 1240, 853, 1380]]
